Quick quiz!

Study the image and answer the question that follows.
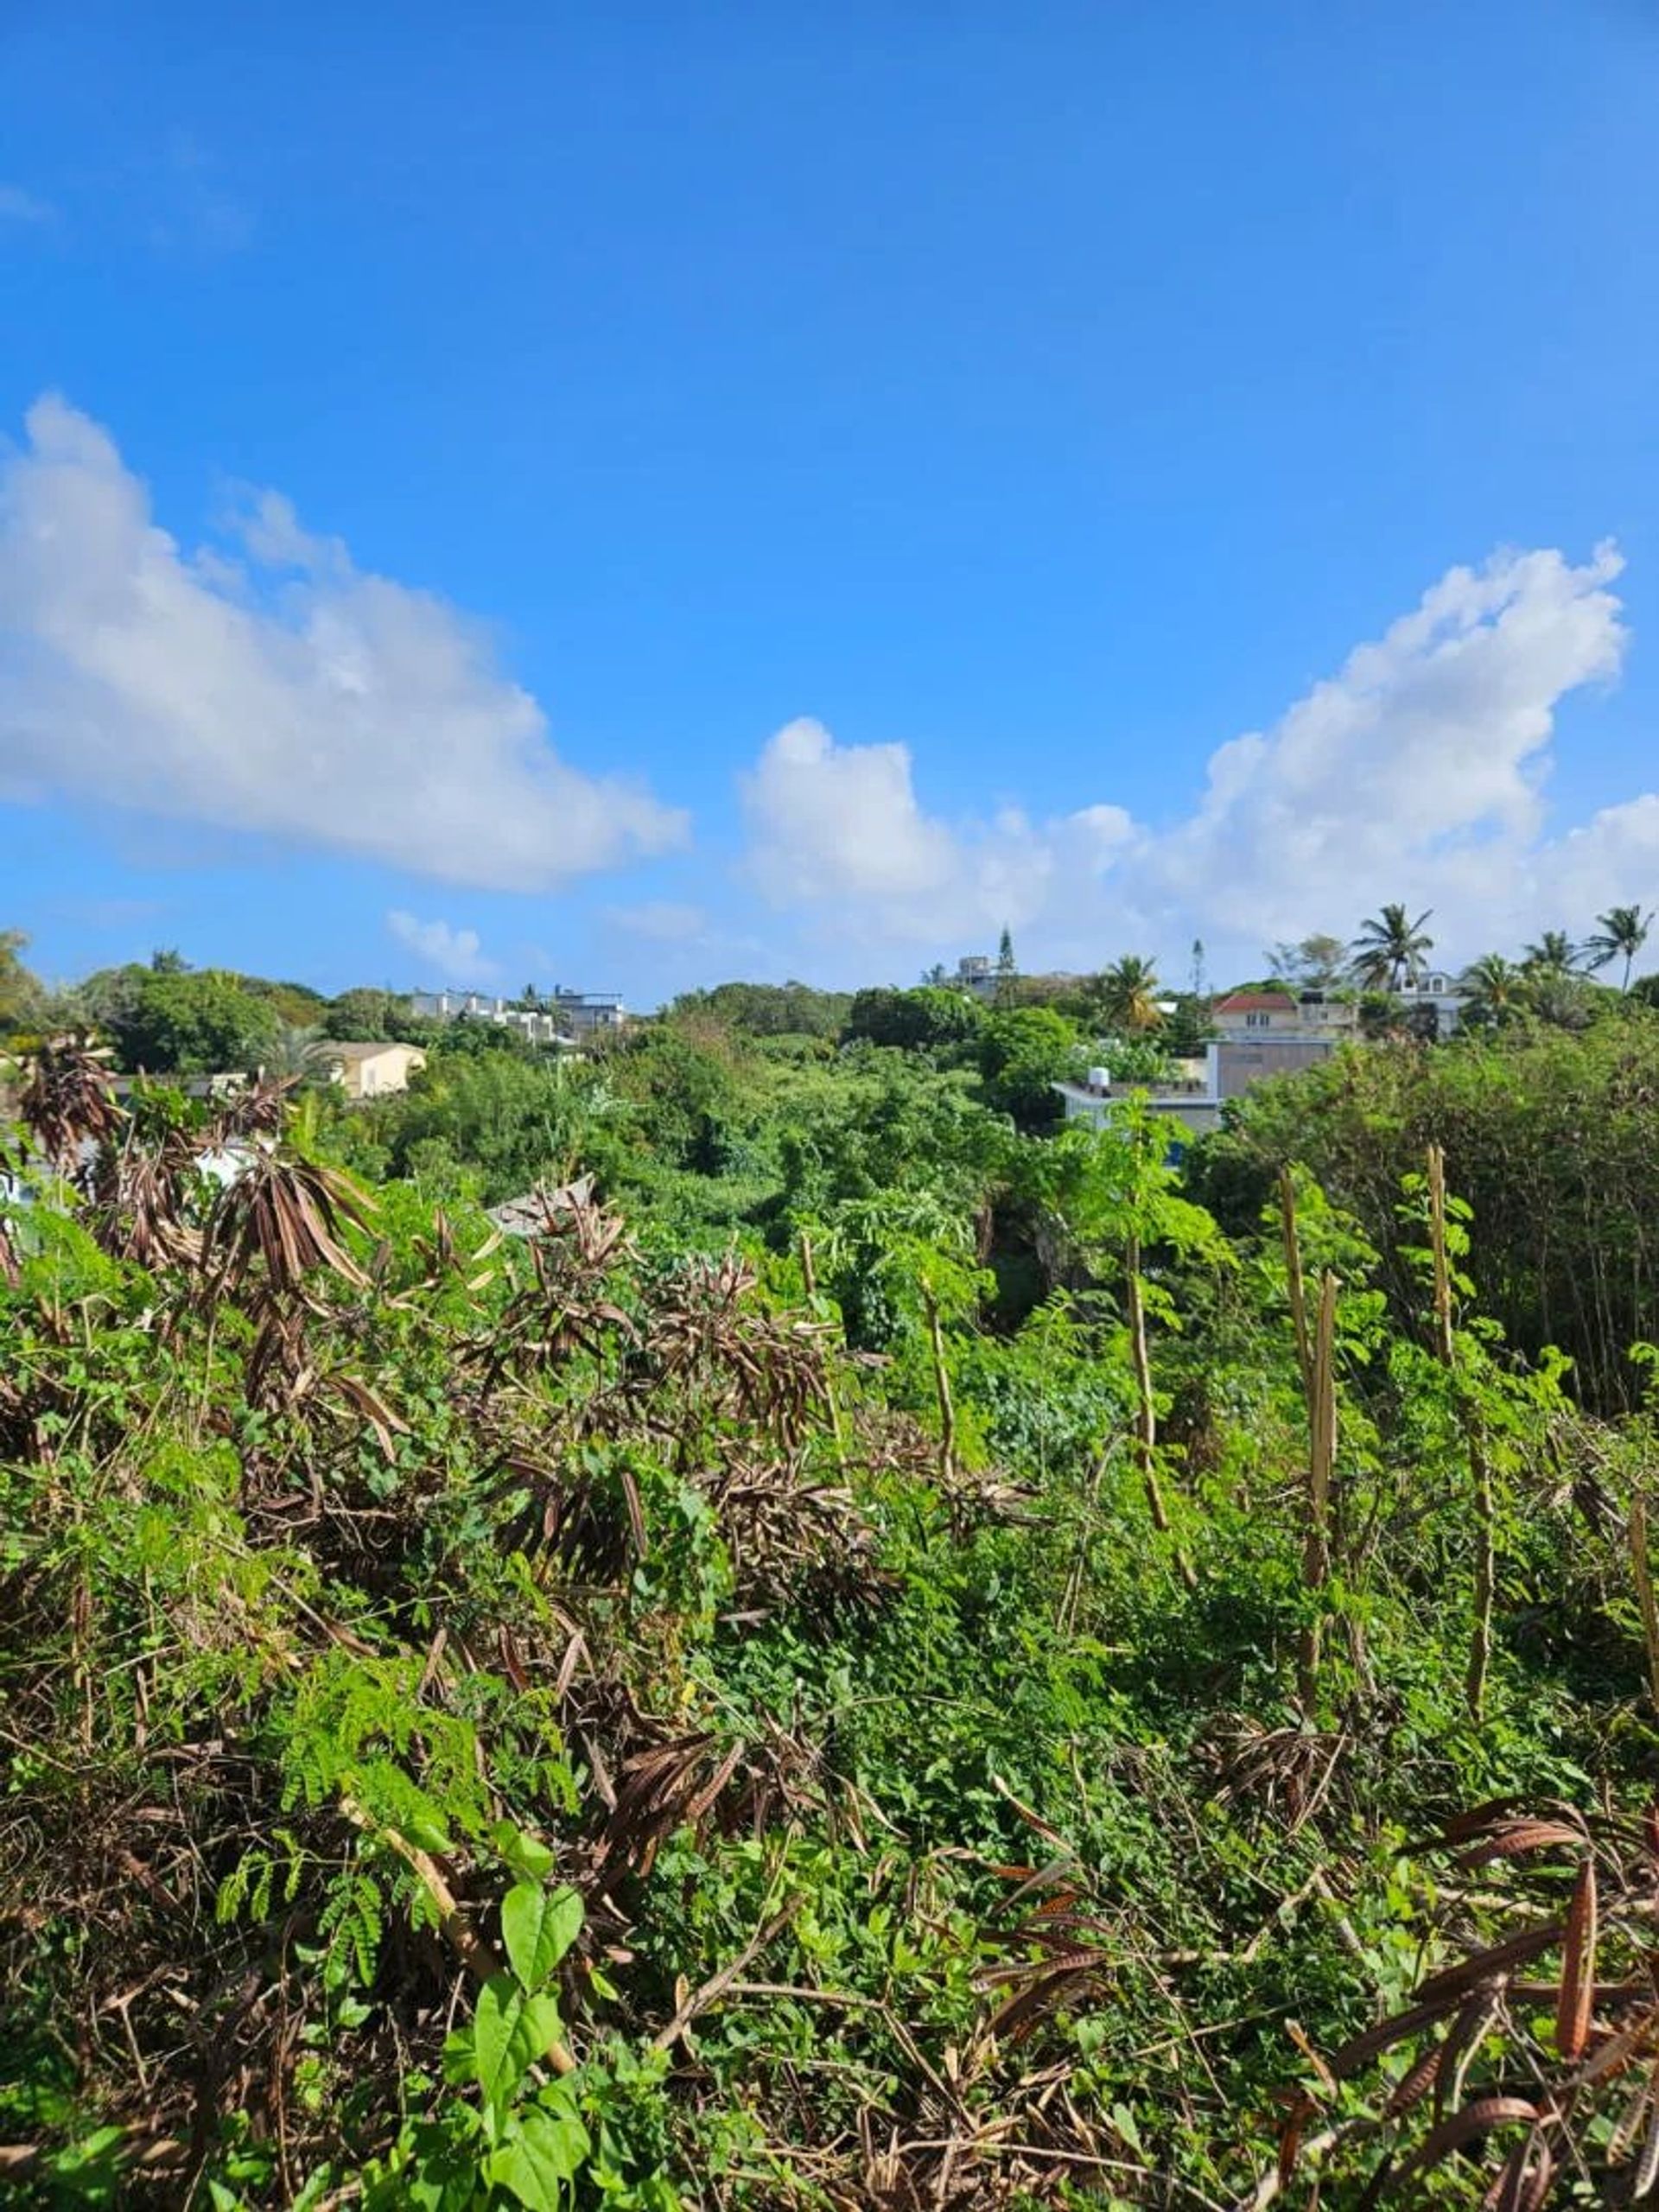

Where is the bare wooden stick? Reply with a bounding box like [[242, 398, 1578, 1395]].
[[340, 1794, 575, 2074], [1426, 1144, 1497, 1720], [1282, 1157, 1339, 1710], [1465, 1440, 1497, 1721], [652, 1897, 804, 2051], [1278, 1169, 1313, 1395], [1426, 1142, 1456, 1365], [1630, 1493, 1659, 1714], [1297, 1271, 1338, 1713], [921, 1281, 957, 1484], [1124, 1233, 1168, 1534], [799, 1230, 848, 1465]]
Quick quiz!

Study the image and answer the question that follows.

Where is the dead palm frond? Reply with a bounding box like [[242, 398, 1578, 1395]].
[[88, 1122, 206, 1270], [204, 1147, 371, 1301], [18, 1033, 120, 1175]]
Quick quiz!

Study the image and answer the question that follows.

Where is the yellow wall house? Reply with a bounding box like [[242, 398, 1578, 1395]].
[[326, 1042, 427, 1100]]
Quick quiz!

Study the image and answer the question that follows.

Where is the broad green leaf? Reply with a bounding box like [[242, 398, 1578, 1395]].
[[403, 1806, 455, 1856], [473, 1974, 563, 2120], [501, 1881, 583, 1992], [377, 2121, 480, 2212], [487, 2105, 592, 2209], [492, 1820, 557, 1883]]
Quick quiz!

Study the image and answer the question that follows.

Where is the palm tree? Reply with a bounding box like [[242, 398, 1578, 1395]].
[[262, 1022, 334, 1083], [1097, 955, 1162, 1033], [1586, 905, 1653, 991], [1348, 905, 1434, 991], [1522, 929, 1581, 976], [1459, 953, 1524, 1024]]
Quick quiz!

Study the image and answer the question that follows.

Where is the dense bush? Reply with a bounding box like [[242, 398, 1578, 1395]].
[[1190, 1008, 1659, 1409], [842, 983, 985, 1052], [4, 1020, 1659, 2211]]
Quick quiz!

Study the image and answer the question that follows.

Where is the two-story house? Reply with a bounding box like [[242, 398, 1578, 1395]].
[[1053, 990, 1357, 1143], [1391, 970, 1467, 1036], [1210, 988, 1359, 1042]]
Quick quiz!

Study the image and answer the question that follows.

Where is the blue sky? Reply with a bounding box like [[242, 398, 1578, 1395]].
[[3, 1, 1659, 1002]]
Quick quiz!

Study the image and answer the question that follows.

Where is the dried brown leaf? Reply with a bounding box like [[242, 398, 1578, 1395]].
[[1395, 2096, 1538, 2189], [1414, 1919, 1567, 2005], [1454, 1820, 1584, 1869], [1554, 1858, 1598, 2062]]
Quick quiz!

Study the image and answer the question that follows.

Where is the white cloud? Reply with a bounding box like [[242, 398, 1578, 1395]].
[[607, 899, 709, 941], [741, 719, 959, 906], [386, 911, 497, 984], [1138, 544, 1629, 951], [0, 395, 689, 888], [740, 716, 1129, 944], [735, 546, 1645, 976], [0, 186, 55, 226]]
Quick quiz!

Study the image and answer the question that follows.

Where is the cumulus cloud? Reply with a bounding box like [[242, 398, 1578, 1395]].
[[741, 716, 1132, 944], [0, 395, 688, 888], [1140, 544, 1629, 950], [385, 911, 497, 984], [736, 546, 1645, 973]]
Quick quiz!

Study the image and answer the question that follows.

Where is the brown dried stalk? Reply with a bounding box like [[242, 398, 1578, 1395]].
[[1279, 1175, 1340, 1713], [1425, 1143, 1497, 1720], [1123, 1231, 1168, 1534], [1630, 1492, 1659, 1714], [921, 1280, 957, 1486]]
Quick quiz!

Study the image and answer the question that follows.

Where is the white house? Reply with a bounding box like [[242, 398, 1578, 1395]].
[[1053, 1031, 1349, 1141], [1393, 970, 1467, 1035], [410, 988, 625, 1040]]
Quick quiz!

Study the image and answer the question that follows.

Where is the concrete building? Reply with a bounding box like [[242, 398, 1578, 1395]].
[[1210, 988, 1358, 1043], [1392, 970, 1468, 1037], [952, 955, 1007, 1002], [1052, 1030, 1349, 1143], [410, 988, 625, 1041], [324, 1041, 428, 1100]]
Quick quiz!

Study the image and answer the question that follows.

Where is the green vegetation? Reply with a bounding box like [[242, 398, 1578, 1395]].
[[7, 941, 1659, 2206]]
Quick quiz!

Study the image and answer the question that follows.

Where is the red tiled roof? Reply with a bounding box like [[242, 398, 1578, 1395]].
[[1212, 990, 1297, 1012]]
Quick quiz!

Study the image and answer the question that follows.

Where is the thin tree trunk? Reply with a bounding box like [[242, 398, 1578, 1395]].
[[921, 1281, 956, 1486], [1427, 1143, 1497, 1720], [1124, 1232, 1168, 1533], [1298, 1272, 1338, 1714], [799, 1231, 848, 1468], [1630, 1494, 1659, 1714], [1281, 1171, 1341, 1712]]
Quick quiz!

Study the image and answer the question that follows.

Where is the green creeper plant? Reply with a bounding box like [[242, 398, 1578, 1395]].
[[362, 1846, 678, 2211]]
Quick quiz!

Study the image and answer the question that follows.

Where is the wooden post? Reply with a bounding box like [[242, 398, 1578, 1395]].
[[921, 1281, 956, 1485], [1297, 1271, 1338, 1713], [1631, 1494, 1659, 1715], [1427, 1143, 1496, 1721], [800, 1230, 847, 1468], [1281, 1173, 1339, 1712], [1124, 1233, 1169, 1534]]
